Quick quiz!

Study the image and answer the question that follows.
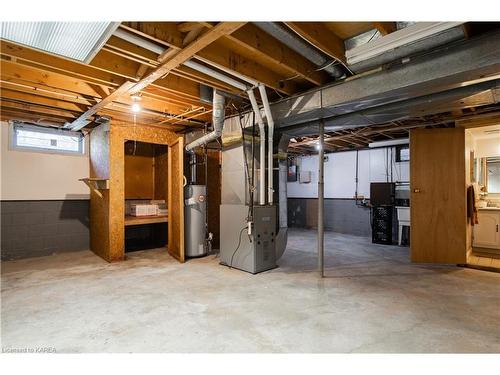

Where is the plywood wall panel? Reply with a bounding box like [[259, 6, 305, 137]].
[[154, 146, 169, 201], [124, 142, 155, 199], [168, 138, 185, 262], [89, 123, 111, 260], [89, 121, 180, 262]]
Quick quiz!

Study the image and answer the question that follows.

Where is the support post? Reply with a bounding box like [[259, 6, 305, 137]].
[[318, 120, 325, 277]]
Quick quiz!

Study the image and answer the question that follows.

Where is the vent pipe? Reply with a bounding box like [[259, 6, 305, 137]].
[[258, 84, 275, 205], [247, 89, 267, 205], [185, 89, 225, 151], [253, 22, 345, 79]]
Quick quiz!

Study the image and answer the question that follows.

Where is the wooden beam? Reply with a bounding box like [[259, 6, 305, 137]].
[[372, 22, 397, 36], [221, 23, 330, 86], [1, 87, 89, 112], [1, 40, 205, 102], [1, 40, 125, 87], [285, 22, 346, 63], [122, 22, 298, 95], [66, 81, 135, 130], [67, 22, 245, 130], [128, 22, 246, 95], [456, 112, 500, 129]]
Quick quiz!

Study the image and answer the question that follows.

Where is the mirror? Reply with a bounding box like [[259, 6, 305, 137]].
[[474, 157, 500, 193], [487, 157, 500, 193]]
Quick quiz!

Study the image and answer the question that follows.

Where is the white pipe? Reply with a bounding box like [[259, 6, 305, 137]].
[[247, 89, 266, 205], [368, 138, 409, 148], [258, 84, 274, 205], [196, 56, 260, 87], [184, 60, 249, 91], [113, 29, 250, 93], [114, 28, 165, 54]]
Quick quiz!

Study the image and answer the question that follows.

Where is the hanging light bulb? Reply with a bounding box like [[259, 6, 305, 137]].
[[131, 102, 141, 113], [130, 93, 142, 113]]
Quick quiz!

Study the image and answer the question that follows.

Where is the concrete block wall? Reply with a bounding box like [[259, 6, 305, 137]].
[[288, 198, 371, 237], [1, 200, 89, 260]]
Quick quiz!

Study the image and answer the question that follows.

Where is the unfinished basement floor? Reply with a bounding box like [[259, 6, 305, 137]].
[[2, 228, 500, 353]]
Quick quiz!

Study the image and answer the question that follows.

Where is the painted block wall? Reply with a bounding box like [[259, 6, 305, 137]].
[[287, 147, 410, 199], [287, 147, 409, 237], [1, 122, 91, 260]]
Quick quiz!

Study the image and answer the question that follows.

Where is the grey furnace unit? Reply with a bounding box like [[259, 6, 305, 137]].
[[220, 204, 277, 274]]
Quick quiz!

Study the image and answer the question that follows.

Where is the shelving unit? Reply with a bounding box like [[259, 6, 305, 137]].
[[124, 215, 168, 226], [89, 122, 185, 262]]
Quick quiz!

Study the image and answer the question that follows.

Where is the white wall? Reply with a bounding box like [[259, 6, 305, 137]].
[[0, 122, 90, 200], [474, 137, 500, 158], [287, 148, 410, 199]]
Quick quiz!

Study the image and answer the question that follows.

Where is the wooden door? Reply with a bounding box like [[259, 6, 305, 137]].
[[410, 128, 467, 264], [168, 137, 185, 262]]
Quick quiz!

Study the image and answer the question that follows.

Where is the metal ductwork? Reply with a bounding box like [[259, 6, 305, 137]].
[[185, 89, 225, 151], [253, 22, 346, 79]]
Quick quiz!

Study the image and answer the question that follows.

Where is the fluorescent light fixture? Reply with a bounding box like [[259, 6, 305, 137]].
[[1, 22, 119, 63], [346, 22, 463, 65], [368, 138, 409, 148]]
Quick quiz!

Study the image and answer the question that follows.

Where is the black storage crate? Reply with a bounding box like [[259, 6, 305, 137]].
[[371, 205, 393, 244]]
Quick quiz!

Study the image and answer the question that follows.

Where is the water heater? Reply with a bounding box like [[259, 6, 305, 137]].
[[184, 184, 207, 257]]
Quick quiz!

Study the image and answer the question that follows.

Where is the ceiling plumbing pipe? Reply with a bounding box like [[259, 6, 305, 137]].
[[247, 89, 266, 205], [196, 56, 260, 87], [258, 84, 275, 205], [185, 89, 225, 151], [114, 28, 165, 54], [253, 22, 345, 79], [113, 29, 250, 92], [183, 60, 249, 91], [114, 27, 273, 202]]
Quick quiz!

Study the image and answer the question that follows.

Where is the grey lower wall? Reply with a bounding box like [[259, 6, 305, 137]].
[[1, 200, 89, 261], [288, 198, 371, 237]]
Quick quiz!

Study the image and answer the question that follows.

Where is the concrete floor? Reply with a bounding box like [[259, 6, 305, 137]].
[[2, 228, 500, 353]]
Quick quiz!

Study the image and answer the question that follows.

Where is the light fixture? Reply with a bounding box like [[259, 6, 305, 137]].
[[315, 142, 322, 151], [1, 22, 119, 63], [130, 94, 142, 113]]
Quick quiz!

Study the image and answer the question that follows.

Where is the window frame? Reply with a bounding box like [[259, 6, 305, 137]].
[[9, 122, 86, 156]]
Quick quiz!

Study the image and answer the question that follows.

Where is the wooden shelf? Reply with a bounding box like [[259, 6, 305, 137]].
[[124, 215, 168, 226]]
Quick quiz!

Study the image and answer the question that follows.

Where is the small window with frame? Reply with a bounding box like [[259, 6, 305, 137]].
[[11, 122, 85, 155], [395, 145, 409, 162]]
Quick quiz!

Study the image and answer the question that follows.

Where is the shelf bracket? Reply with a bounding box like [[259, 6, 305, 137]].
[[79, 178, 109, 198]]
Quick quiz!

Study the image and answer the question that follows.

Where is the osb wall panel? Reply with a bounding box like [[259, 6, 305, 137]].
[[89, 124, 110, 260], [124, 142, 154, 199], [106, 122, 179, 262], [167, 138, 185, 262], [154, 146, 168, 201]]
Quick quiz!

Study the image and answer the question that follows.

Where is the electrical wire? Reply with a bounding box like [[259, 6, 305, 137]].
[[229, 226, 248, 268]]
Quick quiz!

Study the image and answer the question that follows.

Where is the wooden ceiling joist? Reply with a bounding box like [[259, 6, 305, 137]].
[[285, 22, 346, 64], [122, 22, 298, 95], [216, 23, 330, 86], [66, 22, 246, 130]]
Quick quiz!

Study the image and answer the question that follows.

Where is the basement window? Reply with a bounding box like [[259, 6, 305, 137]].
[[396, 145, 410, 162], [11, 123, 85, 155]]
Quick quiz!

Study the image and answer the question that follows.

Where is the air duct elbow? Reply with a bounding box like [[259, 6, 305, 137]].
[[185, 89, 225, 152]]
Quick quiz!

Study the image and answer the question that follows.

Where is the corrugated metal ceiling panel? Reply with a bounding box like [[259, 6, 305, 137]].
[[0, 22, 118, 63]]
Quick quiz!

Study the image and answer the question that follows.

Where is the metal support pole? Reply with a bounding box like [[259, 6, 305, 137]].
[[318, 120, 325, 277]]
